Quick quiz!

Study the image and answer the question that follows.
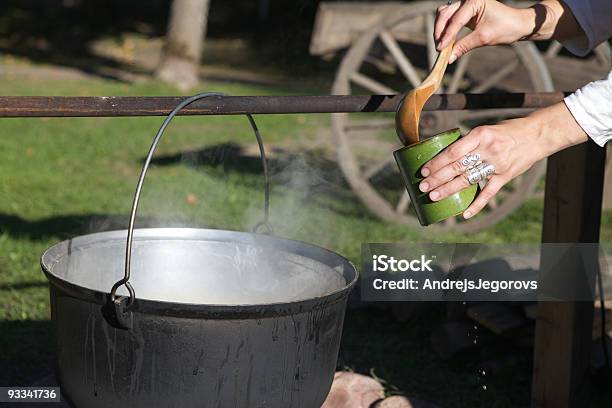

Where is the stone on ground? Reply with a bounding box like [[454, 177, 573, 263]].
[[321, 371, 385, 408]]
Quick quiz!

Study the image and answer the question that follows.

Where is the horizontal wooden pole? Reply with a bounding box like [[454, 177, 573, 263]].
[[0, 93, 568, 117]]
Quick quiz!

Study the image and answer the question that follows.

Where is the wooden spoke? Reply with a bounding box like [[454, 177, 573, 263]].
[[379, 30, 422, 88], [350, 72, 397, 95], [363, 55, 397, 75], [545, 41, 563, 59], [595, 45, 611, 66], [364, 156, 395, 179], [447, 53, 470, 94], [396, 190, 411, 213], [470, 60, 518, 94]]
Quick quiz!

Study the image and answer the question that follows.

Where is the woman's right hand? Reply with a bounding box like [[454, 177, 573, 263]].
[[436, 0, 536, 63]]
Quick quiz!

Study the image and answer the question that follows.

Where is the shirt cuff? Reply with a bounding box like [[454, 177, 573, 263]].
[[560, 0, 594, 56], [564, 73, 612, 147]]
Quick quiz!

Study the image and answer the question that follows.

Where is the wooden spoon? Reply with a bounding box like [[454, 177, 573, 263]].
[[395, 41, 455, 145]]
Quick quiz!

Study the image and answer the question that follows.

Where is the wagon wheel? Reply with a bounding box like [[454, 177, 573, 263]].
[[331, 1, 553, 232]]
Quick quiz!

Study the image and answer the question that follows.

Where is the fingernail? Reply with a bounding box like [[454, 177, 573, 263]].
[[430, 191, 440, 201], [419, 182, 429, 192], [421, 167, 430, 177], [448, 54, 457, 64], [436, 41, 442, 51], [463, 211, 472, 219]]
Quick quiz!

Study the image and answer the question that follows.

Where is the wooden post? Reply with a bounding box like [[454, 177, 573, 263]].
[[532, 141, 606, 407]]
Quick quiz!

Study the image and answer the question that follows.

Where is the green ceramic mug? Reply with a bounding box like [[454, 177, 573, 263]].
[[394, 128, 479, 226]]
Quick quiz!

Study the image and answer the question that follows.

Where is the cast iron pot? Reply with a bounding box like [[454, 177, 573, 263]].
[[40, 94, 358, 408], [41, 228, 357, 408]]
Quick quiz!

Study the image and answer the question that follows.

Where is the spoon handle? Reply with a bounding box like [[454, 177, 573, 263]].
[[395, 40, 455, 146], [423, 40, 455, 89]]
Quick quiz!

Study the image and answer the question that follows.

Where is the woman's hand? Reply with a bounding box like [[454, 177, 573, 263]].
[[436, 0, 578, 64], [418, 103, 588, 219]]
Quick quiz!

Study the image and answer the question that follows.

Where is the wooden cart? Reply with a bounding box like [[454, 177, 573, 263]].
[[310, 1, 611, 232]]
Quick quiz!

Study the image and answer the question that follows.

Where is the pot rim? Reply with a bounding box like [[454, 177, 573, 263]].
[[41, 227, 358, 319]]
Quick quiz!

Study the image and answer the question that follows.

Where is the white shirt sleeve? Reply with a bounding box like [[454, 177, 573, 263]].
[[559, 0, 612, 145], [564, 71, 612, 146], [561, 0, 612, 56]]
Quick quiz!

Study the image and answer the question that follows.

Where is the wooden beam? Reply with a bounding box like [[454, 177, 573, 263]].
[[0, 93, 567, 117], [532, 141, 606, 407]]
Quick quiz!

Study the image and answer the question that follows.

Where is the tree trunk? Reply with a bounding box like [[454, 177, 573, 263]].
[[156, 0, 209, 91]]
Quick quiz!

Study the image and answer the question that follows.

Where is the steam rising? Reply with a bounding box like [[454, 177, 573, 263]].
[[243, 151, 343, 239], [60, 127, 350, 306]]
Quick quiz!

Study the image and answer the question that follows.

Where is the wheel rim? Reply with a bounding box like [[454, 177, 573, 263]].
[[331, 3, 552, 232]]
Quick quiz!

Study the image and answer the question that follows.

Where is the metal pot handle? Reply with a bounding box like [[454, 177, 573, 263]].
[[109, 92, 272, 314]]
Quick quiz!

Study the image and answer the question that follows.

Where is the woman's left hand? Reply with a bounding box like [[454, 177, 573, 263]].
[[418, 102, 588, 219]]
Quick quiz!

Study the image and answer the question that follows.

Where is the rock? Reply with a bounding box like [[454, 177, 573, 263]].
[[320, 371, 385, 408], [372, 395, 441, 408]]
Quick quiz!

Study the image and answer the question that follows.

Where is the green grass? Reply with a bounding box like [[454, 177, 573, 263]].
[[0, 74, 610, 407]]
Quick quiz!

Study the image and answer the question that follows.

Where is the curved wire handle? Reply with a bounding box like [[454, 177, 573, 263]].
[[110, 92, 271, 306]]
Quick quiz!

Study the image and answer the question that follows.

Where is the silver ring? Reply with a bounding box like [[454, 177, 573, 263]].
[[460, 153, 481, 169], [466, 162, 495, 185]]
